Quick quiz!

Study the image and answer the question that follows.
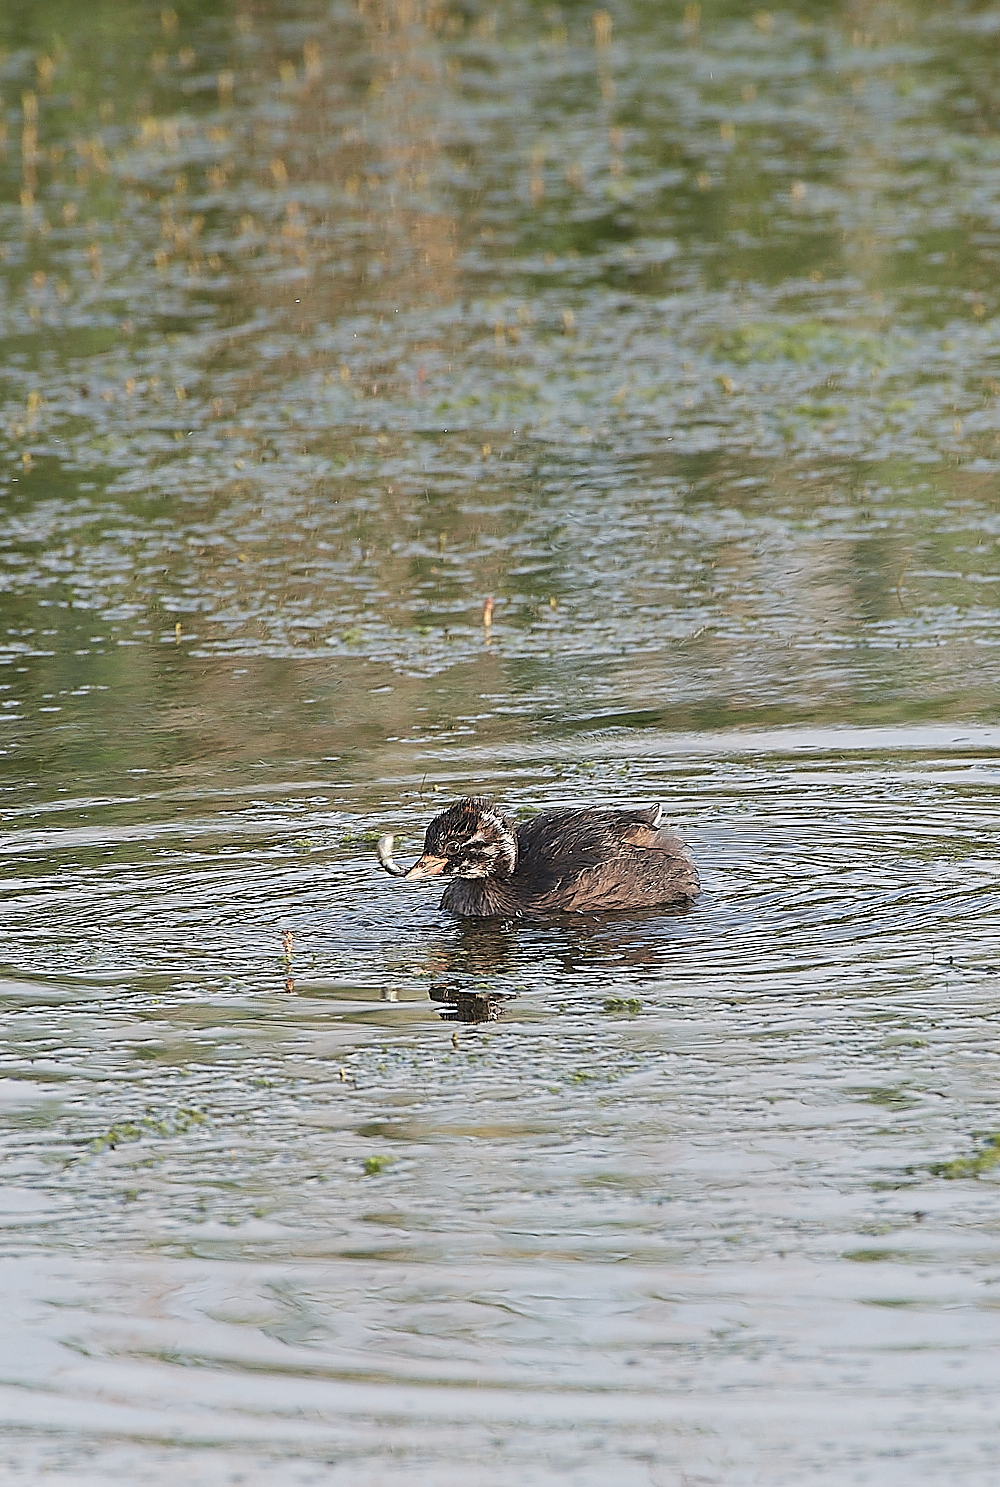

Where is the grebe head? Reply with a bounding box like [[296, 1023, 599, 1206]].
[[404, 797, 517, 881]]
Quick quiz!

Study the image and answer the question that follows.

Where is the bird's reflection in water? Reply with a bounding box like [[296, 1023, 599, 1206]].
[[419, 921, 519, 1022], [532, 905, 696, 979], [417, 906, 696, 1021], [429, 983, 517, 1022]]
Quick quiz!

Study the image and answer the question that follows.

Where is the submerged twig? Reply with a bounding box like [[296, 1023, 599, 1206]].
[[281, 928, 294, 993], [895, 555, 912, 613]]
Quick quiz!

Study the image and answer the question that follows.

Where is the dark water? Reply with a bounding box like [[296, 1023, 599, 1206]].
[[2, 1, 1000, 1482]]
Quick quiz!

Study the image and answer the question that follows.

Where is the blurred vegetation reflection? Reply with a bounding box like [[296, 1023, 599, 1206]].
[[1, 0, 999, 794]]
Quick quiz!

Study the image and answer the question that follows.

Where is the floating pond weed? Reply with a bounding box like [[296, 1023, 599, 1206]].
[[88, 1107, 208, 1156], [711, 321, 896, 368], [929, 1133, 1000, 1180]]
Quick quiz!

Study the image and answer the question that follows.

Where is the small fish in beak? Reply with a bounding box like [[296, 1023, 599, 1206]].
[[376, 834, 448, 881], [375, 834, 406, 877]]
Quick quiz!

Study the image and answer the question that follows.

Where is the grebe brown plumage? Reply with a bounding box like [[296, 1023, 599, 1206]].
[[377, 797, 699, 918]]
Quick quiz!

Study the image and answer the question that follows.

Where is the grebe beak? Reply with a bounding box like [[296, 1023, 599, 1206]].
[[403, 854, 448, 879]]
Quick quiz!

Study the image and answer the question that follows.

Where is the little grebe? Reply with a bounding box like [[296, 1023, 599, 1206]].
[[376, 797, 699, 918]]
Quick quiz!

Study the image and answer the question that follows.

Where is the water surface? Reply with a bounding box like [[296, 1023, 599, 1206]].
[[2, 1, 1000, 1482]]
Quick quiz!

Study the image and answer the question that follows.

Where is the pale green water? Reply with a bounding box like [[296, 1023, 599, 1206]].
[[2, 1, 1000, 1482]]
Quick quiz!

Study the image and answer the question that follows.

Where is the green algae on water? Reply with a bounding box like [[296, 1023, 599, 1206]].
[[602, 996, 642, 1014], [89, 1107, 208, 1155], [362, 1154, 395, 1176], [929, 1133, 1000, 1180], [710, 320, 895, 367]]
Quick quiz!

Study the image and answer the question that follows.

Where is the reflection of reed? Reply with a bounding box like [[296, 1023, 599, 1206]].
[[20, 90, 38, 212], [357, 0, 460, 303], [128, 0, 499, 757], [208, 0, 482, 644], [242, 0, 461, 373]]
